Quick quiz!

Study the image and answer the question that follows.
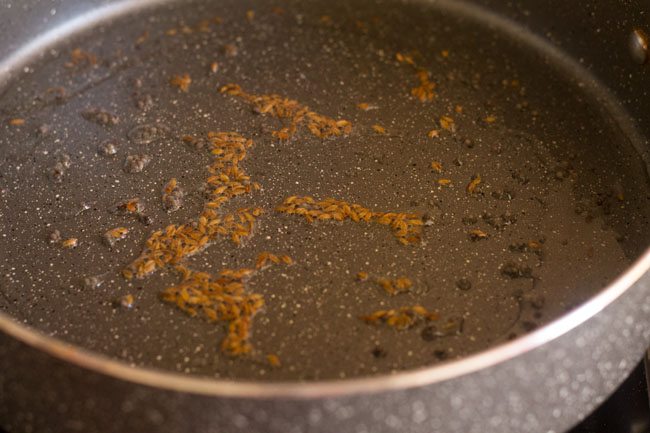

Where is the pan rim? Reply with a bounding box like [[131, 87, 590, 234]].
[[2, 247, 649, 398], [1, 0, 650, 399]]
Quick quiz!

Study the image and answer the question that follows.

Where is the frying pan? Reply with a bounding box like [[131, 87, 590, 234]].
[[0, 0, 649, 432]]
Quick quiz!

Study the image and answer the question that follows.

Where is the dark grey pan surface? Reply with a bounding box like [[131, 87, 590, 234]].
[[1, 0, 649, 382]]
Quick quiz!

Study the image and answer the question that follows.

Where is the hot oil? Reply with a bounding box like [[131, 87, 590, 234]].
[[0, 0, 649, 381]]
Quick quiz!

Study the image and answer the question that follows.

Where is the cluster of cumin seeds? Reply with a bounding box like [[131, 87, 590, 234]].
[[163, 266, 256, 355], [276, 196, 424, 245], [122, 132, 270, 354], [123, 132, 263, 280], [219, 83, 352, 140], [361, 306, 439, 331]]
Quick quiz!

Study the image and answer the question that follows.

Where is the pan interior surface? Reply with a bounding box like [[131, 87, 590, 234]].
[[0, 0, 649, 382]]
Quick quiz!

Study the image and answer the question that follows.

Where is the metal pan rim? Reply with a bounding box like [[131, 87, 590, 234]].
[[2, 0, 649, 399]]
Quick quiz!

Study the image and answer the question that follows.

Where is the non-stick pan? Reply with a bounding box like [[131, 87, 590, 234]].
[[1, 0, 649, 432]]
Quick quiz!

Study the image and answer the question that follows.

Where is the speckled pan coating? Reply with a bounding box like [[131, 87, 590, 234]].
[[0, 0, 649, 431]]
